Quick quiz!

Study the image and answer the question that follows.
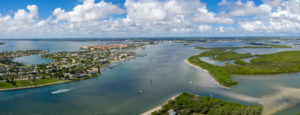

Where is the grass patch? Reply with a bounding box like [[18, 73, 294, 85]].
[[0, 78, 68, 89], [152, 92, 262, 115]]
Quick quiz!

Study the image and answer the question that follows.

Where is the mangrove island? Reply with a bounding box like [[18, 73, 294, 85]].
[[152, 92, 262, 115], [188, 45, 300, 87]]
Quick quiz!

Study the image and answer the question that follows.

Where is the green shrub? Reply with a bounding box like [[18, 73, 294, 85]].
[[152, 93, 262, 115]]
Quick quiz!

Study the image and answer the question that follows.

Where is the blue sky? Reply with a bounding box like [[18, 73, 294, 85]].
[[0, 0, 262, 18], [0, 0, 78, 19], [0, 0, 126, 19], [0, 0, 299, 38]]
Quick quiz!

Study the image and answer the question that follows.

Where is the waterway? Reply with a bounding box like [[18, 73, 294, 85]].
[[0, 40, 299, 115]]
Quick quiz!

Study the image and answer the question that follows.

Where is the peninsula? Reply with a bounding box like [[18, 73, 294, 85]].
[[0, 43, 147, 91]]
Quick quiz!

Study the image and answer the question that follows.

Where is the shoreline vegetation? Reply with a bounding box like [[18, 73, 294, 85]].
[[150, 92, 262, 115], [183, 43, 192, 46], [0, 78, 70, 91], [0, 42, 4, 45], [188, 45, 300, 87], [184, 59, 228, 89], [187, 54, 237, 87], [0, 43, 148, 91], [195, 44, 292, 50], [246, 42, 292, 48], [142, 94, 180, 115], [0, 73, 100, 91], [195, 42, 292, 50], [196, 46, 270, 50]]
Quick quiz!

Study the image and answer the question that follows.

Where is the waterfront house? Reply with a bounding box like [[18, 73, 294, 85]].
[[64, 73, 75, 79], [100, 59, 108, 63], [87, 68, 98, 74], [79, 73, 88, 78]]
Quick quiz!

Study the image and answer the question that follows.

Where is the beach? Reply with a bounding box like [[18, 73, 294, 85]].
[[141, 94, 180, 115], [184, 59, 230, 89]]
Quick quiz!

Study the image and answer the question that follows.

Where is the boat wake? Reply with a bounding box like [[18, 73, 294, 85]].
[[51, 88, 73, 94]]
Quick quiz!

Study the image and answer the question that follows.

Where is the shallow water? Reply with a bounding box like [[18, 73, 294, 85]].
[[0, 40, 300, 115], [13, 54, 53, 65]]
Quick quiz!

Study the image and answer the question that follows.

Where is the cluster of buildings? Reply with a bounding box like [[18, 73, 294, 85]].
[[0, 44, 141, 84], [40, 49, 133, 79], [82, 44, 129, 51], [81, 43, 147, 51], [0, 50, 49, 81], [0, 42, 151, 87]]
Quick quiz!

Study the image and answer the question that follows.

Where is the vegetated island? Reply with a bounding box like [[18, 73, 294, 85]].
[[183, 43, 192, 46], [188, 45, 300, 87], [151, 92, 262, 115], [0, 42, 4, 45], [0, 43, 147, 91], [195, 43, 292, 50], [174, 40, 209, 44], [246, 42, 292, 48]]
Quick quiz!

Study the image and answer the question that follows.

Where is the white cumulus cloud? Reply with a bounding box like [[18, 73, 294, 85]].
[[52, 0, 124, 23], [220, 0, 271, 16], [238, 0, 300, 34], [239, 20, 266, 31], [0, 0, 237, 38], [3, 0, 300, 37]]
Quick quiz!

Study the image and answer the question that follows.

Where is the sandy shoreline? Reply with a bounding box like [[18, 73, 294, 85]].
[[184, 59, 229, 89], [141, 94, 180, 115]]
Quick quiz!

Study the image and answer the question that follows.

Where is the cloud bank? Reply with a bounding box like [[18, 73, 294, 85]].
[[0, 0, 299, 38]]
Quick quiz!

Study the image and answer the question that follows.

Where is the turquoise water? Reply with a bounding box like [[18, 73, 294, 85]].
[[0, 40, 300, 114]]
